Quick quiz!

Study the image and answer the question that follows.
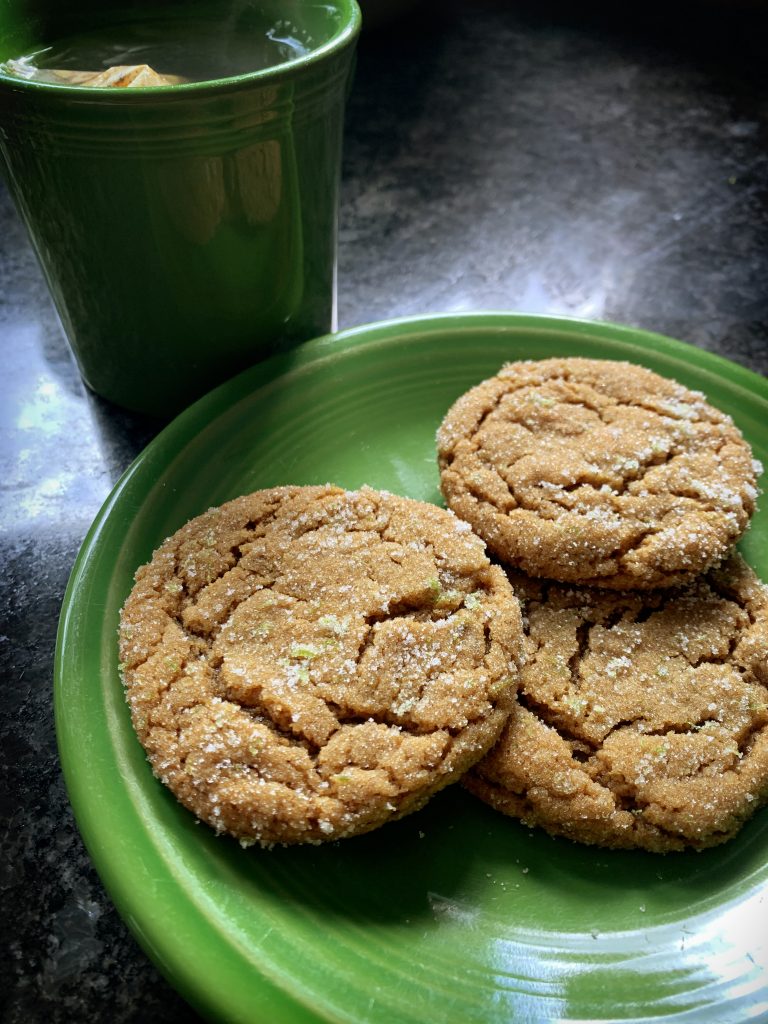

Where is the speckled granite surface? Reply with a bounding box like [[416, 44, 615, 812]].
[[1, 1, 766, 1020]]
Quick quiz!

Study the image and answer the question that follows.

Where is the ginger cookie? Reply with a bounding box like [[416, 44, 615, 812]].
[[119, 485, 524, 846], [464, 554, 768, 852], [437, 358, 761, 589]]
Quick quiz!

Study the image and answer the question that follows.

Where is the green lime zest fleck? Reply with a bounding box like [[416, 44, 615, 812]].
[[529, 391, 555, 407], [290, 643, 321, 660], [488, 675, 514, 697], [563, 695, 586, 714], [319, 614, 348, 636]]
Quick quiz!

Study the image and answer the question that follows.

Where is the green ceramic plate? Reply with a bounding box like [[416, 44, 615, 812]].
[[55, 313, 768, 1024]]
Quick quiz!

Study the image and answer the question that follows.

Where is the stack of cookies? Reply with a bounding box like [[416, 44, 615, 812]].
[[119, 357, 768, 853], [438, 358, 768, 852]]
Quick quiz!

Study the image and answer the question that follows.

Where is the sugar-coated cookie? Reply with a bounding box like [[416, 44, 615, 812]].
[[438, 358, 761, 589], [464, 553, 768, 852], [119, 485, 524, 846]]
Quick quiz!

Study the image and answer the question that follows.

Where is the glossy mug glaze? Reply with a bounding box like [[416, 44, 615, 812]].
[[0, 0, 360, 416]]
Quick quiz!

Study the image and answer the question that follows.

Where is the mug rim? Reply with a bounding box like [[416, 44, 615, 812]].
[[0, 0, 362, 102]]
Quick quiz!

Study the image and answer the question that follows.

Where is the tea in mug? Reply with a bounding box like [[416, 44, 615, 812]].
[[0, 12, 312, 86]]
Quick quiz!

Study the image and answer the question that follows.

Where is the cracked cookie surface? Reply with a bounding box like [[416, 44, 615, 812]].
[[119, 485, 524, 846], [464, 553, 768, 852], [437, 358, 761, 589]]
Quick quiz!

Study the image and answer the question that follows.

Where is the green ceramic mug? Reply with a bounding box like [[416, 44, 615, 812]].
[[0, 0, 360, 416]]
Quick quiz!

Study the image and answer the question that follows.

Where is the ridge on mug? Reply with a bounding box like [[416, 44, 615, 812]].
[[0, 0, 361, 416]]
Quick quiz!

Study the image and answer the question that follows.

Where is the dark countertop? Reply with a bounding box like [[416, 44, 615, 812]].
[[2, 1, 766, 1020]]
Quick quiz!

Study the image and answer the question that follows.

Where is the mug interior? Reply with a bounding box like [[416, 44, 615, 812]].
[[0, 0, 360, 87]]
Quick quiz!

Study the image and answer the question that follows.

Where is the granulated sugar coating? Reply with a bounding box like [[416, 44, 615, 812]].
[[464, 554, 768, 852], [437, 358, 761, 589], [119, 485, 525, 846]]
